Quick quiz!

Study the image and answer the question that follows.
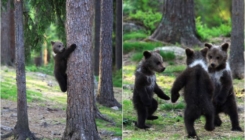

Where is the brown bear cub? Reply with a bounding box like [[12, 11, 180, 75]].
[[51, 41, 76, 92], [133, 51, 170, 129], [205, 43, 242, 131], [171, 48, 215, 138]]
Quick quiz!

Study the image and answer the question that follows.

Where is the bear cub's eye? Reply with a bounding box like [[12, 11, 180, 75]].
[[156, 61, 161, 65], [216, 57, 220, 60], [209, 55, 212, 59]]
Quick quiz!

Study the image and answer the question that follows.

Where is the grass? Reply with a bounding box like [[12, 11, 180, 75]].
[[113, 69, 122, 87], [122, 64, 244, 139], [96, 104, 122, 137], [1, 66, 122, 139], [131, 51, 175, 62], [123, 31, 148, 41], [123, 41, 162, 54]]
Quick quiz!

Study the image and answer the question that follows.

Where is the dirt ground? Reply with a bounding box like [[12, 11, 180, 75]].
[[1, 86, 122, 140], [1, 66, 122, 140]]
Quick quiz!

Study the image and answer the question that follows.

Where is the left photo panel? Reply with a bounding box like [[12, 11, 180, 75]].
[[1, 0, 122, 140]]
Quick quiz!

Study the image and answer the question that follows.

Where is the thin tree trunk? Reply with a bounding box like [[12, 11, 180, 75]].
[[94, 0, 101, 76], [1, 0, 12, 66], [62, 0, 100, 139], [1, 0, 35, 139], [97, 0, 121, 108], [150, 0, 201, 47], [229, 0, 244, 79], [115, 0, 122, 70]]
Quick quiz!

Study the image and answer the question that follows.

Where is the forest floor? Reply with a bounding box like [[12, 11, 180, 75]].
[[122, 44, 245, 140], [1, 66, 122, 140]]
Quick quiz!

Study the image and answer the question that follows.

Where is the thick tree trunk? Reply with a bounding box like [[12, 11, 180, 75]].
[[229, 0, 244, 79], [150, 0, 201, 47], [115, 0, 122, 70], [97, 0, 121, 108], [94, 0, 101, 76], [62, 0, 100, 139]]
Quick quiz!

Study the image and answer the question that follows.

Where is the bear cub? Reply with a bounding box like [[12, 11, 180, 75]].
[[133, 50, 170, 129], [51, 41, 76, 92], [205, 43, 242, 131], [171, 48, 215, 138]]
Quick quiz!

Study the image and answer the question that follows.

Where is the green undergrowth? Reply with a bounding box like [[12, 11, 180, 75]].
[[196, 17, 231, 41], [131, 51, 175, 62], [123, 41, 162, 54], [96, 104, 122, 137], [123, 31, 148, 41]]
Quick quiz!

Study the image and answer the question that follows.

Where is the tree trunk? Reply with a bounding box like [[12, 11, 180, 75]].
[[94, 0, 101, 76], [150, 0, 201, 47], [1, 0, 12, 66], [62, 0, 100, 139], [229, 0, 244, 79], [2, 0, 36, 139], [115, 0, 122, 70], [97, 0, 121, 108]]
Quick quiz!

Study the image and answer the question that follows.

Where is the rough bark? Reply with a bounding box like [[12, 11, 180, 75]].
[[62, 0, 100, 139], [150, 0, 201, 47], [1, 0, 35, 139], [229, 0, 244, 79], [97, 0, 121, 108], [115, 0, 122, 70], [94, 0, 101, 76], [1, 0, 12, 66]]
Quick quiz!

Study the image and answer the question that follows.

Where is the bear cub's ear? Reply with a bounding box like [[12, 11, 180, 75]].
[[221, 43, 229, 52], [185, 48, 194, 57], [204, 43, 213, 49], [143, 51, 152, 59], [200, 47, 208, 57], [51, 41, 55, 45]]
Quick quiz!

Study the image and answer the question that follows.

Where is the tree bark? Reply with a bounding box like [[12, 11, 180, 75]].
[[115, 0, 122, 70], [97, 0, 121, 108], [2, 0, 36, 139], [1, 0, 12, 66], [62, 0, 100, 139], [150, 0, 201, 47], [229, 0, 244, 79], [94, 0, 101, 76]]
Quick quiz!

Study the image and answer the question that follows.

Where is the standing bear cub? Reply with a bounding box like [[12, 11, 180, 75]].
[[133, 50, 170, 129], [171, 48, 215, 138], [205, 43, 242, 131], [51, 41, 76, 92]]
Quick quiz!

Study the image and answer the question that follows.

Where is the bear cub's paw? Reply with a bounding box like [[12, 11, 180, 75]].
[[134, 122, 150, 129], [231, 127, 243, 132], [204, 124, 215, 131], [70, 44, 77, 50], [171, 93, 180, 103], [158, 94, 170, 100], [147, 115, 158, 120]]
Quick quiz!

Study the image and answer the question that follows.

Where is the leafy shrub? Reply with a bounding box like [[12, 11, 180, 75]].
[[129, 10, 161, 33], [196, 17, 231, 41]]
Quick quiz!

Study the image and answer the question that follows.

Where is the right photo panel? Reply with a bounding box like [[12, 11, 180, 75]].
[[122, 0, 244, 139]]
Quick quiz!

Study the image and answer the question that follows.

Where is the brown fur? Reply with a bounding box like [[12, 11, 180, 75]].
[[51, 41, 76, 92], [171, 48, 215, 138], [205, 43, 242, 131], [133, 50, 170, 129]]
